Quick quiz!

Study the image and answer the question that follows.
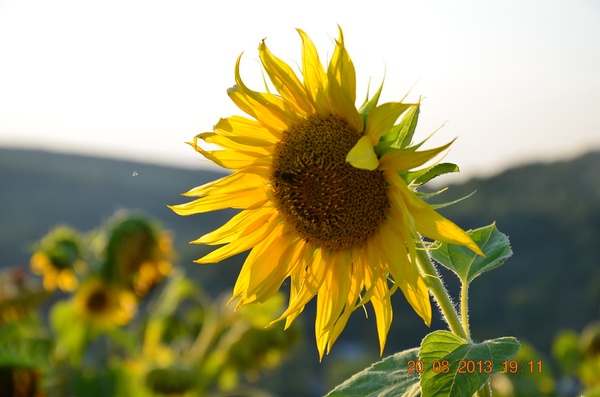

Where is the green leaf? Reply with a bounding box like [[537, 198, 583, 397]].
[[50, 300, 89, 364], [326, 348, 421, 397], [419, 331, 520, 397], [0, 322, 53, 368], [430, 223, 512, 284], [404, 162, 460, 186]]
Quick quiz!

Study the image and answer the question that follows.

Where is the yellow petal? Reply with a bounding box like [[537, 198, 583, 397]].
[[197, 132, 273, 156], [315, 250, 351, 338], [273, 247, 326, 327], [259, 40, 313, 116], [297, 28, 330, 115], [369, 278, 393, 355], [364, 101, 412, 145], [188, 143, 272, 170], [169, 187, 268, 216], [346, 135, 379, 170], [215, 115, 281, 142], [181, 172, 263, 198], [326, 253, 364, 354], [235, 227, 300, 304], [327, 26, 362, 132], [195, 212, 280, 263], [228, 54, 298, 129], [397, 263, 432, 326], [388, 171, 484, 255], [192, 206, 275, 245]]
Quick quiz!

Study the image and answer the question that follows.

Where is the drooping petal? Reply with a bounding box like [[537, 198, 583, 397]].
[[366, 272, 393, 355], [192, 206, 275, 245], [194, 212, 280, 264], [327, 253, 365, 353], [379, 210, 432, 324], [234, 225, 301, 305], [274, 247, 328, 328], [346, 135, 379, 170], [315, 249, 353, 359], [387, 171, 483, 255]]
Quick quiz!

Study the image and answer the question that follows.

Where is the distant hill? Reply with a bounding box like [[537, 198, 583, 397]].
[[1, 147, 599, 395], [0, 147, 242, 293], [435, 151, 600, 353]]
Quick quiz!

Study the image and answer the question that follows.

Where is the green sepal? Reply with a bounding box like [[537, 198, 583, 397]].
[[430, 191, 477, 210], [419, 331, 520, 397], [404, 162, 460, 186], [358, 79, 385, 126], [414, 187, 449, 199], [430, 223, 512, 284], [380, 102, 420, 147], [325, 347, 421, 397]]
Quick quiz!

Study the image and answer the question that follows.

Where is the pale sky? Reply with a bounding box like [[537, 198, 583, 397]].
[[1, 0, 599, 182]]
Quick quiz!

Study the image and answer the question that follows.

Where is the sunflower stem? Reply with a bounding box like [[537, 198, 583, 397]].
[[460, 279, 471, 340], [415, 246, 468, 341], [476, 380, 493, 397]]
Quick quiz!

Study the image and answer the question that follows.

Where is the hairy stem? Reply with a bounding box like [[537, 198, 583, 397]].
[[460, 280, 472, 341], [476, 380, 493, 397], [415, 247, 468, 341]]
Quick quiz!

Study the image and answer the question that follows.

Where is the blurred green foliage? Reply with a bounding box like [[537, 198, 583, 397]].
[[0, 213, 299, 397]]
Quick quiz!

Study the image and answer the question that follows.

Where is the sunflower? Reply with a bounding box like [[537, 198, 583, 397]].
[[74, 278, 136, 329], [170, 27, 483, 358], [103, 216, 174, 296], [30, 226, 85, 292], [133, 232, 174, 297]]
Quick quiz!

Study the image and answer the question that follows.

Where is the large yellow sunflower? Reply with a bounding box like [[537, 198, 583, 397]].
[[170, 27, 483, 358]]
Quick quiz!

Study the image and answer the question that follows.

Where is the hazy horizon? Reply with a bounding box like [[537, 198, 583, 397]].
[[1, 0, 599, 184]]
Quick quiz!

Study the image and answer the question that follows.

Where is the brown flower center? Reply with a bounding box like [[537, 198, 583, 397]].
[[86, 288, 110, 314], [271, 115, 389, 251]]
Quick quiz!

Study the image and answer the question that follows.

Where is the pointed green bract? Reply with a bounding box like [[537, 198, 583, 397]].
[[430, 223, 512, 284], [419, 331, 520, 397], [404, 162, 460, 186], [326, 348, 421, 397], [359, 79, 385, 123], [380, 102, 420, 148], [429, 191, 476, 210]]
